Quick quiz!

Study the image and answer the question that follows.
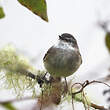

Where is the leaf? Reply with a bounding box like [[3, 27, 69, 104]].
[[1, 103, 16, 110], [0, 7, 5, 19], [18, 0, 48, 22], [105, 32, 110, 53]]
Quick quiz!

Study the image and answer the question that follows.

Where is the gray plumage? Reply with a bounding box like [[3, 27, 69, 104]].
[[43, 33, 82, 77]]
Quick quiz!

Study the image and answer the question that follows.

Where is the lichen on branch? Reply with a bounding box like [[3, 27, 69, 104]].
[[0, 44, 45, 96]]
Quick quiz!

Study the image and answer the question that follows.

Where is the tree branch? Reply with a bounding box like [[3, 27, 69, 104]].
[[72, 80, 110, 110], [91, 103, 108, 110]]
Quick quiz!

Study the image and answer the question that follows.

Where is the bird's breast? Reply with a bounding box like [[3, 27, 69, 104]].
[[44, 46, 82, 77]]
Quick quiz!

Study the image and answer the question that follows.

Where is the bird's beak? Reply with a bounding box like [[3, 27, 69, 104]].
[[59, 35, 62, 39]]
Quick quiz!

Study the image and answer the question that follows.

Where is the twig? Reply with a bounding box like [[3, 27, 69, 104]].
[[40, 90, 43, 110], [18, 69, 50, 87], [71, 80, 110, 110], [91, 103, 108, 110], [17, 69, 36, 80], [72, 80, 110, 95]]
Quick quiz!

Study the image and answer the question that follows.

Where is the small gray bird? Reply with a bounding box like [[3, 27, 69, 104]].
[[43, 33, 82, 78]]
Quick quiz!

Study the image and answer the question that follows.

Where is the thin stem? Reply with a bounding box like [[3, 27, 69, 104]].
[[72, 96, 75, 110], [71, 80, 110, 110], [82, 91, 88, 110], [91, 103, 108, 110], [18, 70, 36, 80], [65, 77, 68, 89], [40, 90, 43, 110]]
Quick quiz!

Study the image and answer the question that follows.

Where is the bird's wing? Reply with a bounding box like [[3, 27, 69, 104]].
[[43, 46, 55, 62]]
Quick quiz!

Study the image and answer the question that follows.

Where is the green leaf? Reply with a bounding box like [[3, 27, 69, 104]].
[[18, 0, 48, 22], [1, 103, 16, 110], [74, 93, 91, 107], [74, 93, 82, 102], [105, 32, 110, 53], [0, 7, 5, 19]]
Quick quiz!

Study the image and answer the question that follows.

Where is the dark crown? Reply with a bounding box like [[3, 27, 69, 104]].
[[59, 33, 77, 44]]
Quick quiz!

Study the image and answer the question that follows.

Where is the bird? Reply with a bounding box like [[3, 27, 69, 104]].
[[43, 33, 82, 78]]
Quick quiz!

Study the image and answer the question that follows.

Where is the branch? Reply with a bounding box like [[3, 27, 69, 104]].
[[18, 69, 50, 87], [71, 80, 110, 110], [91, 103, 108, 110]]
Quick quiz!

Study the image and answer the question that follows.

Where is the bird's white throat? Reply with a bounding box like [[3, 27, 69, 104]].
[[54, 40, 77, 50]]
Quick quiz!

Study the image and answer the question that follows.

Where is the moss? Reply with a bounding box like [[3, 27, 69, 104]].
[[0, 44, 45, 97]]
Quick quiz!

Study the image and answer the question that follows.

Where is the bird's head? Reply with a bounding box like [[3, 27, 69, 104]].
[[59, 33, 78, 48]]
